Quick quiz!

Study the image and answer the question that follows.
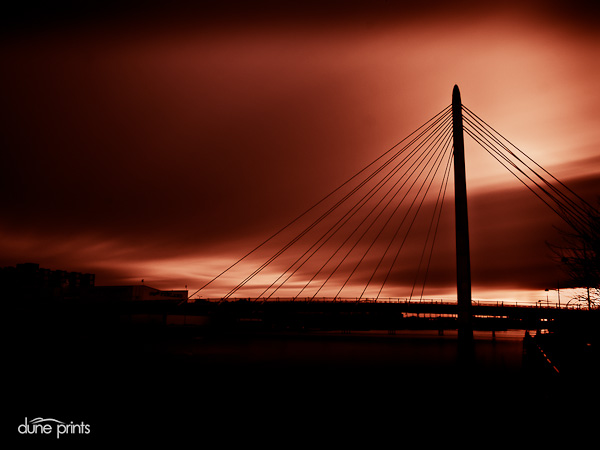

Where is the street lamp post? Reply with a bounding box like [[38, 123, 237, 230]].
[[545, 284, 561, 309]]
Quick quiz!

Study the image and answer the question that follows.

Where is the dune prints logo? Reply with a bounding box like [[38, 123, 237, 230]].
[[18, 417, 91, 439]]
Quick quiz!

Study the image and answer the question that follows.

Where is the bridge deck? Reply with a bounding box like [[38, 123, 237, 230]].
[[17, 297, 593, 332]]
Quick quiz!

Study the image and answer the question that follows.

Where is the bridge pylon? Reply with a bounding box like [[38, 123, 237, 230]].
[[452, 85, 473, 343]]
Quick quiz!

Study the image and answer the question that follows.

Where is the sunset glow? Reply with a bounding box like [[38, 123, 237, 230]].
[[2, 3, 599, 305]]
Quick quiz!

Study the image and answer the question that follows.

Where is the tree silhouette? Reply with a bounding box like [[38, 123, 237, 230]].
[[548, 201, 600, 309]]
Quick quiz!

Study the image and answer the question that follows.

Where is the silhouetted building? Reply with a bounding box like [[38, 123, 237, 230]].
[[0, 263, 95, 300], [92, 285, 188, 302]]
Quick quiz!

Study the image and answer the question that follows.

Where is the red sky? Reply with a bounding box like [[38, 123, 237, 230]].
[[1, 1, 599, 304]]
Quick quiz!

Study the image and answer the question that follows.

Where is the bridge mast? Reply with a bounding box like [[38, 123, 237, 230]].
[[452, 85, 473, 341]]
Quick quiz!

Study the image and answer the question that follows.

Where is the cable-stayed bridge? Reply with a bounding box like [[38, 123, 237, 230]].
[[188, 85, 597, 334], [13, 88, 598, 436]]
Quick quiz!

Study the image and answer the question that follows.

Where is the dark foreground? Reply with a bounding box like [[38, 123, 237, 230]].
[[9, 302, 599, 446]]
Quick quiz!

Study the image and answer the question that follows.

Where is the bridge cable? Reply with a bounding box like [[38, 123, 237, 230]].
[[463, 125, 584, 233], [463, 105, 596, 214], [462, 112, 593, 235], [261, 112, 454, 300], [188, 105, 452, 299], [330, 120, 453, 300], [462, 108, 590, 224], [309, 116, 454, 300], [221, 107, 452, 299], [409, 137, 454, 302], [373, 129, 454, 301], [462, 106, 597, 237], [338, 123, 453, 300], [222, 107, 453, 299]]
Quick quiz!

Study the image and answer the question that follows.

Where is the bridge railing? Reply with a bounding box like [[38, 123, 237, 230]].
[[191, 296, 572, 309]]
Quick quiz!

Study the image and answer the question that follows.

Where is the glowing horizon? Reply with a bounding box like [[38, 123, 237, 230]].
[[1, 4, 599, 306]]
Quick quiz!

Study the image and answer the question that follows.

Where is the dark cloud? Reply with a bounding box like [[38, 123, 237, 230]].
[[3, 0, 600, 36]]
